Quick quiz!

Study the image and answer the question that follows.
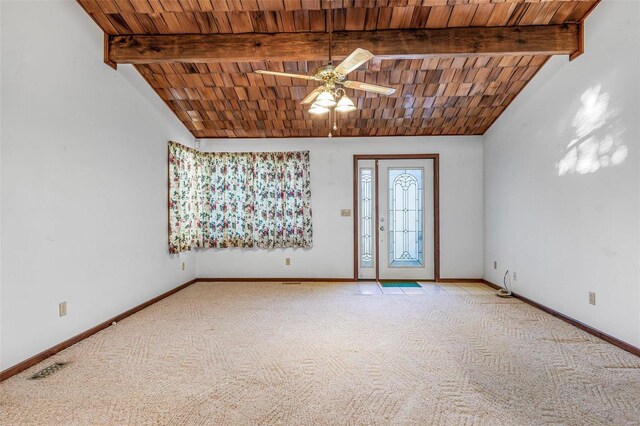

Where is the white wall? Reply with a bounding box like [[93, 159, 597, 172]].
[[0, 0, 196, 370], [0, 0, 3, 375], [483, 0, 640, 347], [197, 137, 484, 280]]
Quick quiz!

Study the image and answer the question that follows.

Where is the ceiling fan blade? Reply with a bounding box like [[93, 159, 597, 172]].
[[300, 87, 324, 105], [255, 70, 317, 81], [334, 48, 375, 76], [342, 81, 396, 96]]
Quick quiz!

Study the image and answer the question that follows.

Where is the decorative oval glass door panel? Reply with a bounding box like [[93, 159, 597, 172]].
[[388, 168, 424, 268]]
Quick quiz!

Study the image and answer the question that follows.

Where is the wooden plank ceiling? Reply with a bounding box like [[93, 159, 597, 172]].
[[78, 0, 599, 138]]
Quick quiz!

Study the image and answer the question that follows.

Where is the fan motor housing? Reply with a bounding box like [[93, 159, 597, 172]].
[[314, 65, 346, 84]]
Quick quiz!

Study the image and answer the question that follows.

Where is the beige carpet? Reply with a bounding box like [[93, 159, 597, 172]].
[[2, 281, 640, 425]]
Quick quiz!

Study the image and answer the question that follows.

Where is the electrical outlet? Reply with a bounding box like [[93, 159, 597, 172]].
[[589, 291, 596, 305], [513, 271, 517, 281], [181, 262, 186, 271], [340, 209, 352, 217], [493, 260, 497, 270], [285, 258, 291, 266], [59, 302, 67, 317]]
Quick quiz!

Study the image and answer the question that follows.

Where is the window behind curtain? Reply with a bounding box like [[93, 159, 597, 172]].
[[168, 142, 312, 254]]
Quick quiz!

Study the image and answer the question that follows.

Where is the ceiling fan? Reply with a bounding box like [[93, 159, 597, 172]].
[[254, 0, 396, 136]]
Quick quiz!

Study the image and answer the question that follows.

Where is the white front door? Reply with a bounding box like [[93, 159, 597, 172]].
[[378, 159, 434, 280]]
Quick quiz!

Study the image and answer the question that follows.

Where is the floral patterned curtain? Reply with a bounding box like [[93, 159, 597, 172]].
[[168, 143, 202, 254], [168, 142, 312, 253]]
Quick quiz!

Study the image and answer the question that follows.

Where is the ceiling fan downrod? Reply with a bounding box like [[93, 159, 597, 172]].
[[328, 0, 333, 66]]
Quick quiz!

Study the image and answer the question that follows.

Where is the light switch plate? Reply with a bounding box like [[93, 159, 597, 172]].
[[341, 209, 352, 217], [59, 302, 67, 317]]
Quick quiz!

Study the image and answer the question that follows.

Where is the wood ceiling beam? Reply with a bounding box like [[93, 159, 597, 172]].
[[107, 24, 581, 65]]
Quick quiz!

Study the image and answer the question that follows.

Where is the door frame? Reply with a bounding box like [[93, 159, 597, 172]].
[[352, 154, 440, 282]]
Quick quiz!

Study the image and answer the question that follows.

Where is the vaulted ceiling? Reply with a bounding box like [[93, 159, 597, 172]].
[[77, 0, 599, 138]]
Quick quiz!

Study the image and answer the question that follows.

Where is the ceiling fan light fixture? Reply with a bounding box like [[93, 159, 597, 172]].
[[309, 103, 329, 115], [315, 90, 337, 108], [335, 94, 356, 113]]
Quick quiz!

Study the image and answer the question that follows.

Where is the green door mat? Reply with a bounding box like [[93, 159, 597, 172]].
[[380, 281, 421, 288]]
